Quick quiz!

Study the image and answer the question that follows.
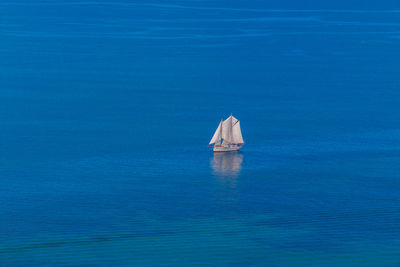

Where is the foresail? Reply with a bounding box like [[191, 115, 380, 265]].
[[209, 121, 222, 145]]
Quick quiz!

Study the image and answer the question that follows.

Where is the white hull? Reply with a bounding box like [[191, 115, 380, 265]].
[[213, 145, 243, 152]]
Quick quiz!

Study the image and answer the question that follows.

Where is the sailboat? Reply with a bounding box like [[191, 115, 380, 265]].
[[209, 114, 244, 152]]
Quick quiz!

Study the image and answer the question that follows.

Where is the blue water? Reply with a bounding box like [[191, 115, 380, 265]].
[[1, 1, 400, 265]]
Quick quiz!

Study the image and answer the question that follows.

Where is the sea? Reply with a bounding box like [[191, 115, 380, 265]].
[[1, 0, 400, 265]]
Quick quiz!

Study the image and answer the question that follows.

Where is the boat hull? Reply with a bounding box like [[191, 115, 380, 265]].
[[213, 145, 243, 152]]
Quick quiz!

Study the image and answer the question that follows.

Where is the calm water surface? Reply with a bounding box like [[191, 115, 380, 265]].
[[1, 1, 400, 265]]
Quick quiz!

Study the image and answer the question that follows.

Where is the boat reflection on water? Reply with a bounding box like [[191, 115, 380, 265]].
[[210, 151, 243, 178]]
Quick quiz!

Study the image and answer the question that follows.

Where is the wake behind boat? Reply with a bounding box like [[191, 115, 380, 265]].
[[209, 114, 244, 152]]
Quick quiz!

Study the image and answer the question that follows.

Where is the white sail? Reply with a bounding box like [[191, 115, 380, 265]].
[[209, 121, 222, 145], [222, 115, 242, 144], [232, 121, 244, 143], [231, 115, 239, 124], [222, 115, 233, 143]]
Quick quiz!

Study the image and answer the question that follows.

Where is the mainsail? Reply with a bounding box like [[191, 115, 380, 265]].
[[209, 115, 244, 145], [222, 116, 233, 143]]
